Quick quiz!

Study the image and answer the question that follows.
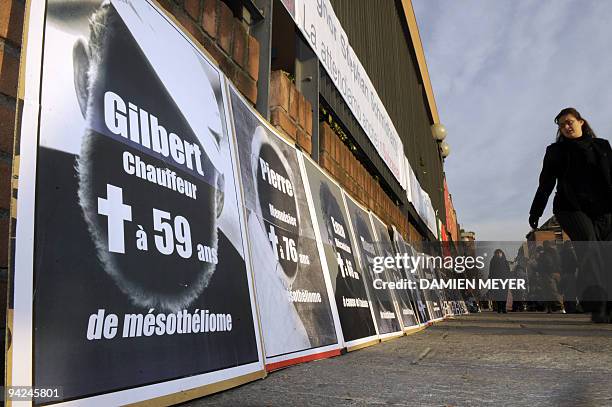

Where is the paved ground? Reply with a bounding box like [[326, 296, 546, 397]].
[[184, 313, 612, 406]]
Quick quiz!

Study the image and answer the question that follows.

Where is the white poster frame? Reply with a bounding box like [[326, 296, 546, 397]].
[[225, 84, 343, 370]]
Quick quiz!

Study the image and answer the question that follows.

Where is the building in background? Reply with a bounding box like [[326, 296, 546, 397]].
[[461, 230, 476, 242], [526, 216, 569, 244]]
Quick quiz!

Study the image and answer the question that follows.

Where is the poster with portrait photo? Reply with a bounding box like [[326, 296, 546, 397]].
[[11, 0, 264, 405], [412, 253, 443, 322], [300, 156, 378, 346], [422, 260, 445, 320], [369, 214, 419, 329], [228, 86, 341, 367], [343, 194, 403, 338], [391, 227, 430, 325]]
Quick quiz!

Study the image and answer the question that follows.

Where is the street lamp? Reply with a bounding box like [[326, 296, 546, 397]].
[[439, 141, 450, 158], [432, 123, 447, 141], [431, 123, 450, 159]]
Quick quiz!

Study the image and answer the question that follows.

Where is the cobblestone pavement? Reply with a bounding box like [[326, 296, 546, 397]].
[[184, 313, 612, 407]]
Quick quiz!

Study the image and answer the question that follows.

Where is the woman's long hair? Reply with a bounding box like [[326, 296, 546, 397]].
[[554, 107, 596, 142], [493, 248, 506, 260]]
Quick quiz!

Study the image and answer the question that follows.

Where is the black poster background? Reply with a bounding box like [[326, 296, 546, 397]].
[[33, 2, 258, 402], [413, 256, 439, 322], [302, 158, 377, 342], [230, 88, 337, 357], [422, 263, 445, 320], [392, 230, 431, 324], [343, 195, 402, 334], [370, 216, 419, 328]]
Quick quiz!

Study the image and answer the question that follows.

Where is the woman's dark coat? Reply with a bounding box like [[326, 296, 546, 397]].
[[488, 254, 511, 301], [530, 137, 612, 218]]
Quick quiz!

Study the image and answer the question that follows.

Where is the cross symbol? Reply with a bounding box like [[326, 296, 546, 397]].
[[98, 184, 132, 254], [267, 225, 279, 260], [336, 252, 345, 278]]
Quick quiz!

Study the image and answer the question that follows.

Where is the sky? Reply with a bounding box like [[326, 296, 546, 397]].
[[412, 0, 612, 241]]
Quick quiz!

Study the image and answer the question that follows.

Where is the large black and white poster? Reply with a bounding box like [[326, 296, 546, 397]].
[[392, 230, 431, 324], [13, 1, 264, 404], [343, 194, 402, 336], [422, 260, 445, 320], [301, 157, 378, 345], [229, 87, 340, 365], [370, 215, 419, 329]]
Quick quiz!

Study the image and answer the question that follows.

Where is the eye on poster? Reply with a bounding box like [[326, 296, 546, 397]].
[[342, 194, 403, 339], [228, 86, 341, 369], [299, 155, 378, 349], [10, 0, 265, 404], [369, 214, 419, 330]]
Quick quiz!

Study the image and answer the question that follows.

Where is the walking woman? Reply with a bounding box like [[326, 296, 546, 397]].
[[529, 107, 612, 322]]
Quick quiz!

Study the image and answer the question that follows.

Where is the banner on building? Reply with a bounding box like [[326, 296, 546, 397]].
[[10, 0, 265, 404], [300, 156, 378, 348], [343, 194, 403, 339], [292, 0, 405, 187], [405, 160, 438, 238], [229, 87, 342, 369]]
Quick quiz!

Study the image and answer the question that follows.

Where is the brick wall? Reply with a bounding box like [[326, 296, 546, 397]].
[[269, 70, 313, 154], [0, 0, 24, 337], [158, 0, 260, 104], [319, 121, 412, 241]]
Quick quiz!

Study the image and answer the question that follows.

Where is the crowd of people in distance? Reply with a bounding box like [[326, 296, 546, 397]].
[[483, 243, 594, 317]]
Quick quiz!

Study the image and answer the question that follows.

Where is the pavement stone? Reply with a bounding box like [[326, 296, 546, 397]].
[[182, 312, 612, 407]]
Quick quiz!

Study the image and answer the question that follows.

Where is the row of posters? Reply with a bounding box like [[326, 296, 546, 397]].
[[9, 0, 465, 405]]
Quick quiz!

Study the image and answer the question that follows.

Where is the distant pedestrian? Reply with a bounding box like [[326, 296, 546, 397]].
[[559, 241, 578, 313], [512, 254, 528, 311], [539, 241, 564, 313], [526, 249, 542, 311], [529, 107, 612, 323], [489, 249, 510, 313]]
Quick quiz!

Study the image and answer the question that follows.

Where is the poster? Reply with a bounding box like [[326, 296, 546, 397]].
[[419, 256, 445, 321], [369, 214, 419, 329], [343, 194, 403, 337], [391, 228, 430, 325], [300, 156, 378, 346], [229, 87, 341, 367], [11, 1, 264, 404]]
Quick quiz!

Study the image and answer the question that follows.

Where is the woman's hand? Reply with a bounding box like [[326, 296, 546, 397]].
[[529, 215, 539, 229]]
